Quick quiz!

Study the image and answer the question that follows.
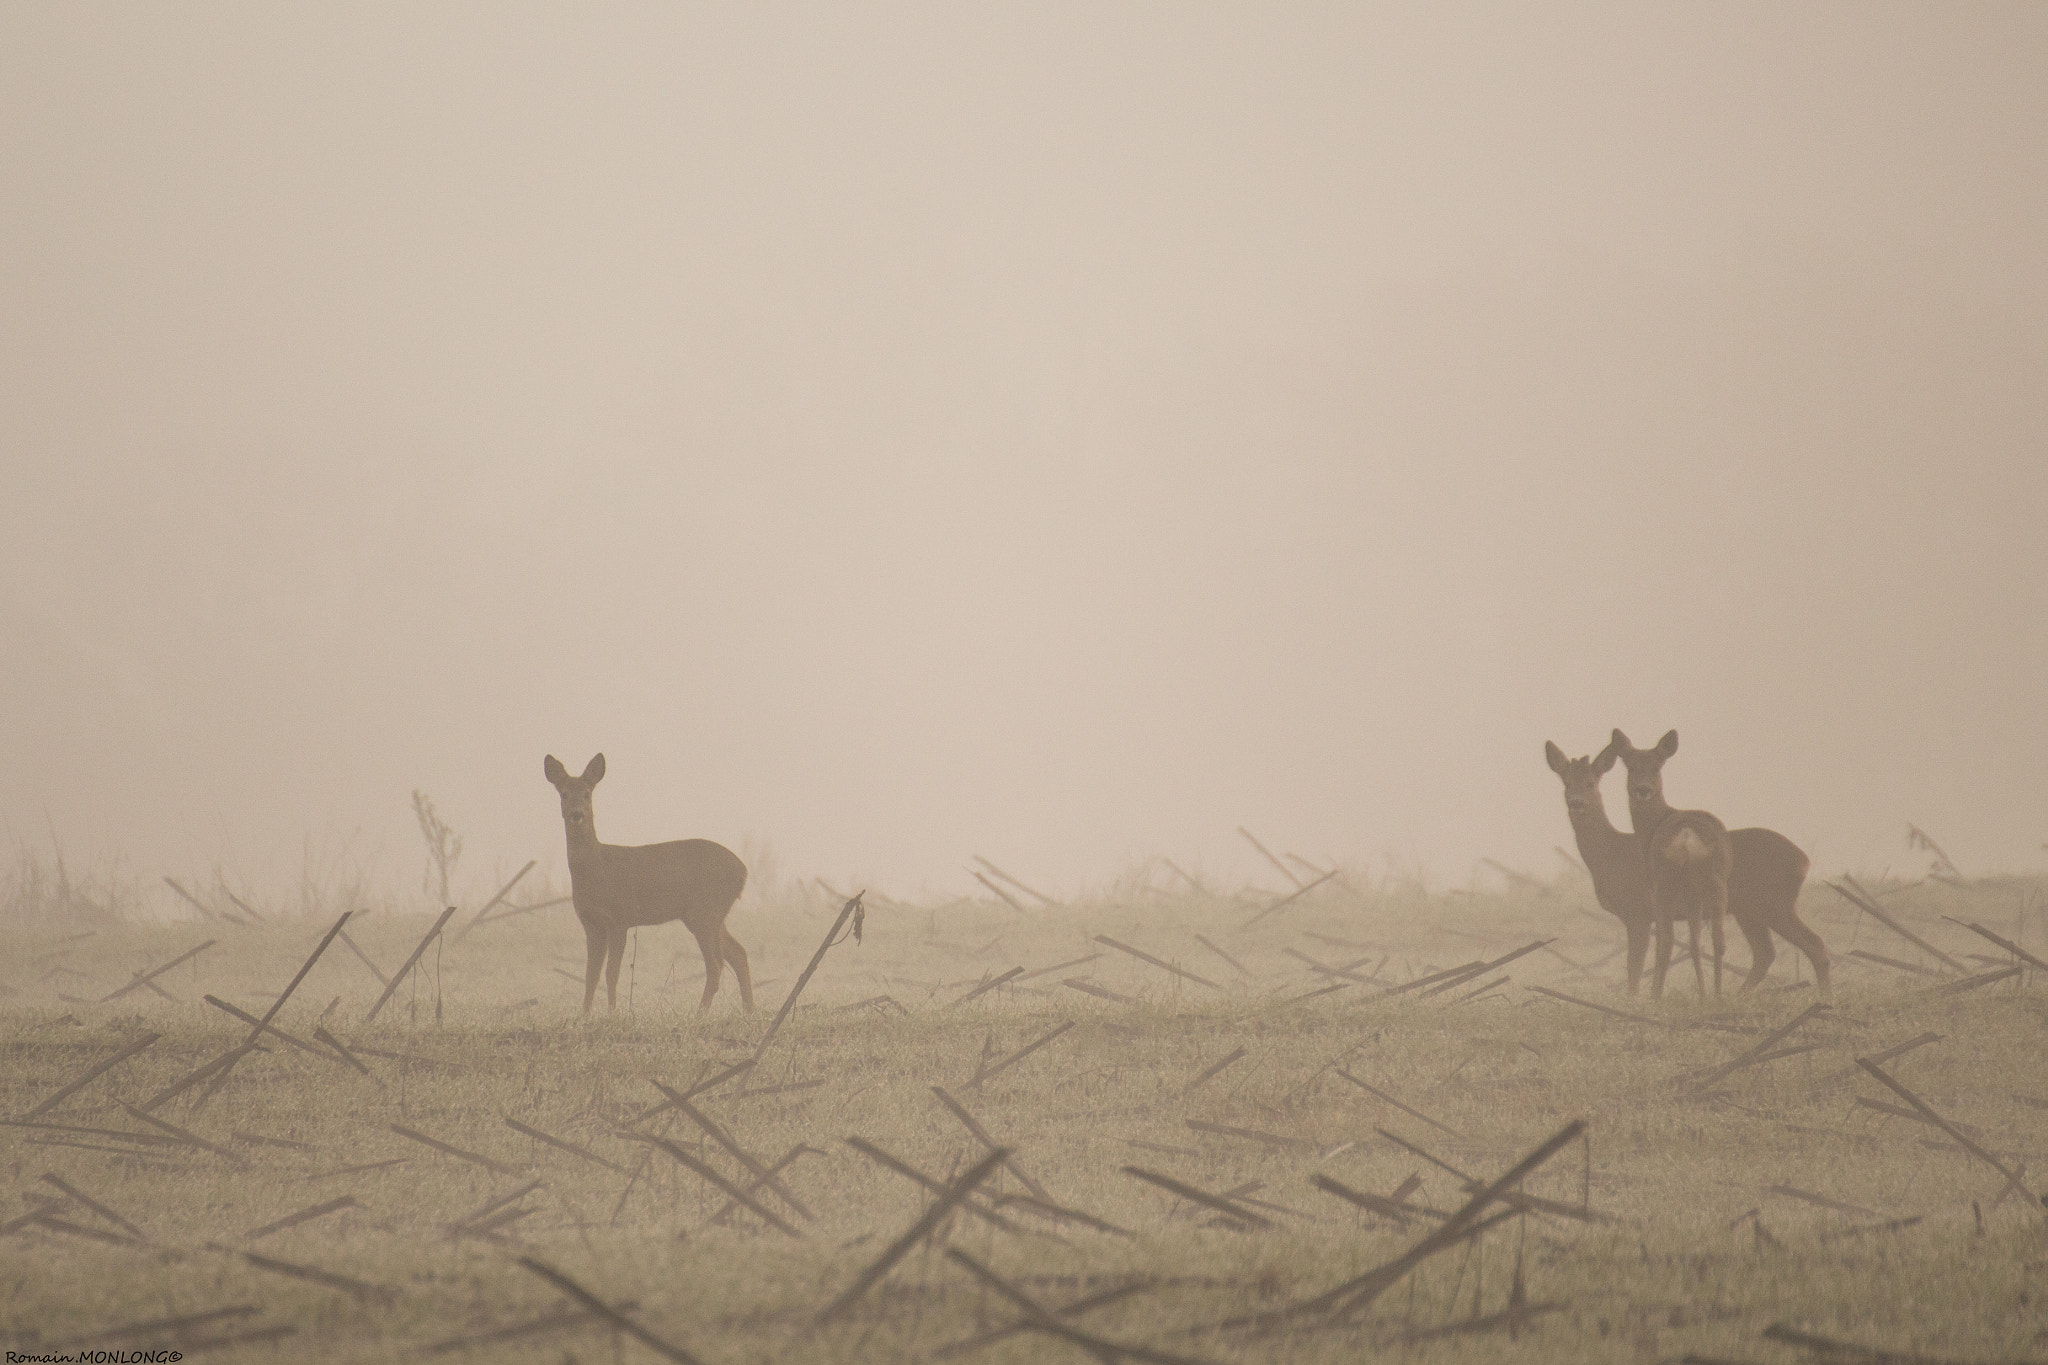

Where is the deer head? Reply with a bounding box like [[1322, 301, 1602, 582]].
[[1544, 740, 1618, 815], [1608, 729, 1678, 808], [544, 753, 606, 839]]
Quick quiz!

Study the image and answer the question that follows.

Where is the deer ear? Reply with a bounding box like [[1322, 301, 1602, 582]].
[[1610, 728, 1632, 752], [1655, 730, 1678, 758], [581, 753, 606, 785], [544, 755, 569, 786], [1544, 741, 1568, 774], [1591, 744, 1619, 776]]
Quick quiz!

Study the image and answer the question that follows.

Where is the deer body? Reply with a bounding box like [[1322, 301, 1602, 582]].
[[544, 754, 753, 1015], [1610, 729, 1732, 998], [1725, 827, 1828, 992]]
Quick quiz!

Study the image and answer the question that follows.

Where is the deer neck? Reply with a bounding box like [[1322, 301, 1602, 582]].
[[1569, 794, 1644, 906], [1626, 789, 1675, 844], [562, 821, 603, 873], [1567, 794, 1630, 861]]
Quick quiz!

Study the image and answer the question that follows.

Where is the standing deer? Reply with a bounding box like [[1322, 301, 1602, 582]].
[[1546, 739, 1831, 995], [543, 753, 753, 1016], [1608, 729, 1731, 998], [1544, 741, 1656, 993]]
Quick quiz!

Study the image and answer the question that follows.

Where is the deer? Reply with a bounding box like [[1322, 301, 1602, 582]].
[[1547, 738, 1831, 996], [1611, 731, 1828, 996], [543, 753, 753, 1016], [1544, 741, 1657, 993], [1607, 729, 1734, 998]]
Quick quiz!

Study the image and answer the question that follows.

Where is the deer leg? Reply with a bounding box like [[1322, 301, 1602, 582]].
[[604, 929, 628, 1012], [1649, 883, 1675, 999], [722, 928, 754, 1011], [691, 926, 724, 1015], [1685, 883, 1706, 998], [1710, 907, 1726, 997], [1624, 917, 1649, 996], [1688, 917, 1706, 997], [1706, 865, 1730, 997], [581, 922, 606, 1016], [1776, 914, 1831, 995], [1733, 913, 1775, 993]]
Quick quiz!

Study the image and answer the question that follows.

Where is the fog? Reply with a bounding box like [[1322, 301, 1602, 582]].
[[3, 6, 2044, 906]]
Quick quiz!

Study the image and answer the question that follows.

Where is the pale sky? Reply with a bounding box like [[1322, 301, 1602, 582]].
[[4, 6, 2044, 907]]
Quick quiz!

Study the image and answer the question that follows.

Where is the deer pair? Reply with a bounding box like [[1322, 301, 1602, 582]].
[[1545, 730, 1829, 998]]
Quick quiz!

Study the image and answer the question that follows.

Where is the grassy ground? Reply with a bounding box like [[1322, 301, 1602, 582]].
[[1, 872, 2044, 1363]]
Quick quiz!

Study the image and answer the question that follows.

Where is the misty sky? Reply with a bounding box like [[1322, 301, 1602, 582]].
[[4, 6, 2044, 907]]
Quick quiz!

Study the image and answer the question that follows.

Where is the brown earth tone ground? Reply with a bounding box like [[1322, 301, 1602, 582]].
[[2, 871, 2043, 1363]]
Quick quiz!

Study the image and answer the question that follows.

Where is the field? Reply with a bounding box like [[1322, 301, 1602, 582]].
[[2, 866, 2044, 1364]]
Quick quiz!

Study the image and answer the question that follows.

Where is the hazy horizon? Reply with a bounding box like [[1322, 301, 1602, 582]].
[[5, 6, 2045, 912]]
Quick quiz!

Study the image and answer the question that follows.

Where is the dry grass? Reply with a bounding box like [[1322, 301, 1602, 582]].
[[1, 871, 2043, 1363], [1, 838, 140, 932]]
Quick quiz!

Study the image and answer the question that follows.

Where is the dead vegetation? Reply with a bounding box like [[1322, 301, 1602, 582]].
[[1, 862, 2043, 1363]]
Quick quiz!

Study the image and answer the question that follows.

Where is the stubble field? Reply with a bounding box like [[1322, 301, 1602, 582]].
[[2, 869, 2044, 1364]]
